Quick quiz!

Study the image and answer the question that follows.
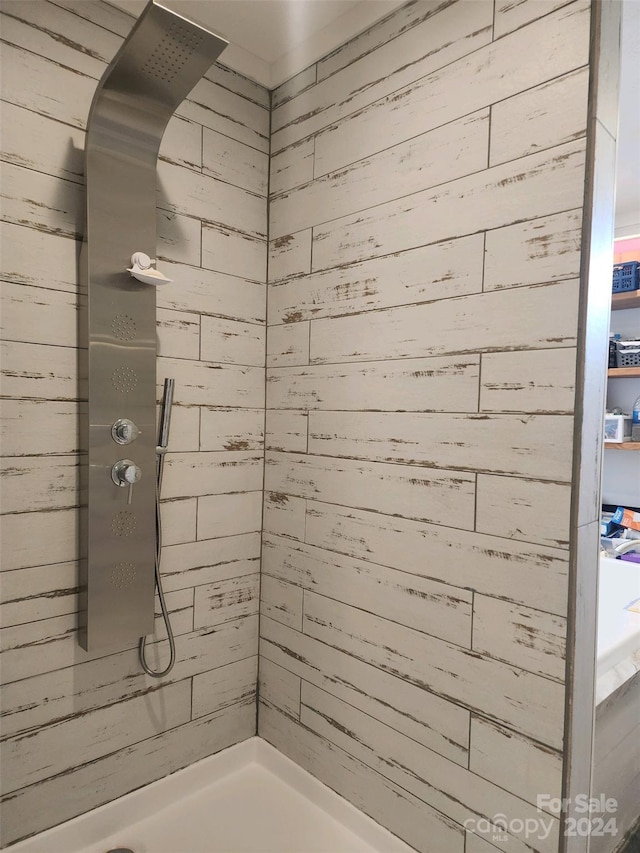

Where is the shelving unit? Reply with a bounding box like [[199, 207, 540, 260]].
[[604, 442, 640, 451], [612, 290, 640, 311], [608, 367, 640, 378]]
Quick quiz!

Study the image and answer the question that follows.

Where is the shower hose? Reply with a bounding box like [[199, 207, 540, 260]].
[[139, 379, 176, 678]]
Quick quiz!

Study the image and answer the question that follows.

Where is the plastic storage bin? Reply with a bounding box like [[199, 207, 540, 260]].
[[604, 414, 632, 443], [612, 261, 640, 293], [615, 339, 640, 368]]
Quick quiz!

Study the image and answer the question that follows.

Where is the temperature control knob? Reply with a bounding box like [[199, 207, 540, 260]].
[[111, 418, 140, 445], [111, 459, 142, 505]]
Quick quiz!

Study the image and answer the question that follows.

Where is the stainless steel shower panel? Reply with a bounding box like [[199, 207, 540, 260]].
[[81, 1, 227, 652]]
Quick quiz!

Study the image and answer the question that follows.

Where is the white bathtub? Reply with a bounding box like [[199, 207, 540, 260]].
[[596, 554, 640, 703]]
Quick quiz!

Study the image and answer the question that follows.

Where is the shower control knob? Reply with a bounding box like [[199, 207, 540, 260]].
[[111, 459, 142, 505], [111, 418, 140, 445]]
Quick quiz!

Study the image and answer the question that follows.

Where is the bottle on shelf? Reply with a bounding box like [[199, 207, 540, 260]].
[[633, 394, 640, 442]]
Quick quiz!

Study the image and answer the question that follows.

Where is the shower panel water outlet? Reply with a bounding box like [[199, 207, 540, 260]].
[[80, 1, 227, 652]]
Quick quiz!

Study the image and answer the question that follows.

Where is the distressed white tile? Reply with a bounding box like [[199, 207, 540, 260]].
[[263, 492, 306, 541], [1, 456, 78, 514], [200, 316, 265, 367], [273, 0, 493, 156], [49, 0, 134, 37], [473, 595, 567, 682], [265, 410, 308, 453], [309, 280, 580, 363], [306, 503, 569, 617], [308, 410, 574, 482], [476, 475, 571, 549], [260, 701, 464, 853], [470, 716, 563, 807], [194, 574, 260, 629], [204, 63, 270, 110], [199, 408, 264, 452], [156, 210, 201, 266], [0, 400, 80, 457], [303, 593, 565, 749], [267, 356, 480, 412], [269, 233, 484, 324], [0, 562, 78, 628], [484, 209, 582, 291], [0, 681, 191, 796], [179, 76, 269, 152], [197, 491, 263, 540], [0, 223, 79, 293], [268, 230, 312, 282], [159, 115, 202, 172], [265, 451, 476, 529], [271, 110, 490, 239], [160, 533, 261, 593], [1, 341, 82, 401], [202, 128, 268, 196], [313, 142, 587, 270], [192, 657, 258, 719], [490, 68, 588, 166], [0, 42, 96, 129], [258, 657, 300, 718], [312, 2, 588, 175], [160, 405, 200, 452], [1, 161, 83, 239], [201, 224, 267, 283], [267, 322, 310, 367], [299, 685, 559, 853], [156, 356, 264, 408], [260, 575, 303, 631], [156, 308, 200, 360], [152, 589, 194, 639], [0, 101, 84, 183], [261, 616, 469, 766], [157, 160, 266, 240], [269, 137, 314, 197], [272, 64, 317, 108], [162, 451, 263, 499], [0, 508, 78, 571], [263, 535, 472, 648], [157, 261, 265, 324], [480, 348, 576, 413], [1, 702, 254, 848], [0, 282, 79, 348], [494, 0, 573, 38], [160, 498, 197, 547]]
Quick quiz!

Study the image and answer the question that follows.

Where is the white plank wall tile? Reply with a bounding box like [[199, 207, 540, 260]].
[[483, 209, 583, 290], [197, 491, 263, 540], [262, 534, 473, 647], [267, 321, 310, 367], [267, 356, 480, 412], [200, 315, 266, 367], [308, 281, 580, 364], [199, 408, 264, 451], [272, 64, 316, 108], [476, 475, 572, 549], [270, 110, 490, 239], [260, 616, 470, 766], [268, 233, 485, 324], [262, 492, 306, 541], [472, 595, 567, 682], [268, 230, 312, 282], [304, 503, 570, 617], [260, 575, 304, 631], [265, 451, 476, 527], [469, 716, 563, 806], [191, 657, 258, 719], [269, 137, 315, 197], [258, 657, 301, 718], [0, 4, 269, 841], [265, 409, 308, 453], [312, 2, 588, 175], [480, 348, 577, 413], [493, 0, 573, 38]]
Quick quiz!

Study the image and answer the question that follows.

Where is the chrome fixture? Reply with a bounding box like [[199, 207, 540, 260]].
[[80, 0, 227, 652], [139, 378, 176, 677]]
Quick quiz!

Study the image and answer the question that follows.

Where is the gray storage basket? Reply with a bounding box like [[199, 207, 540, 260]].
[[615, 339, 640, 368]]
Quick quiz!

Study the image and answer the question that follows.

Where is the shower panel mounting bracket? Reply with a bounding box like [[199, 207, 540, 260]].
[[80, 0, 227, 652]]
